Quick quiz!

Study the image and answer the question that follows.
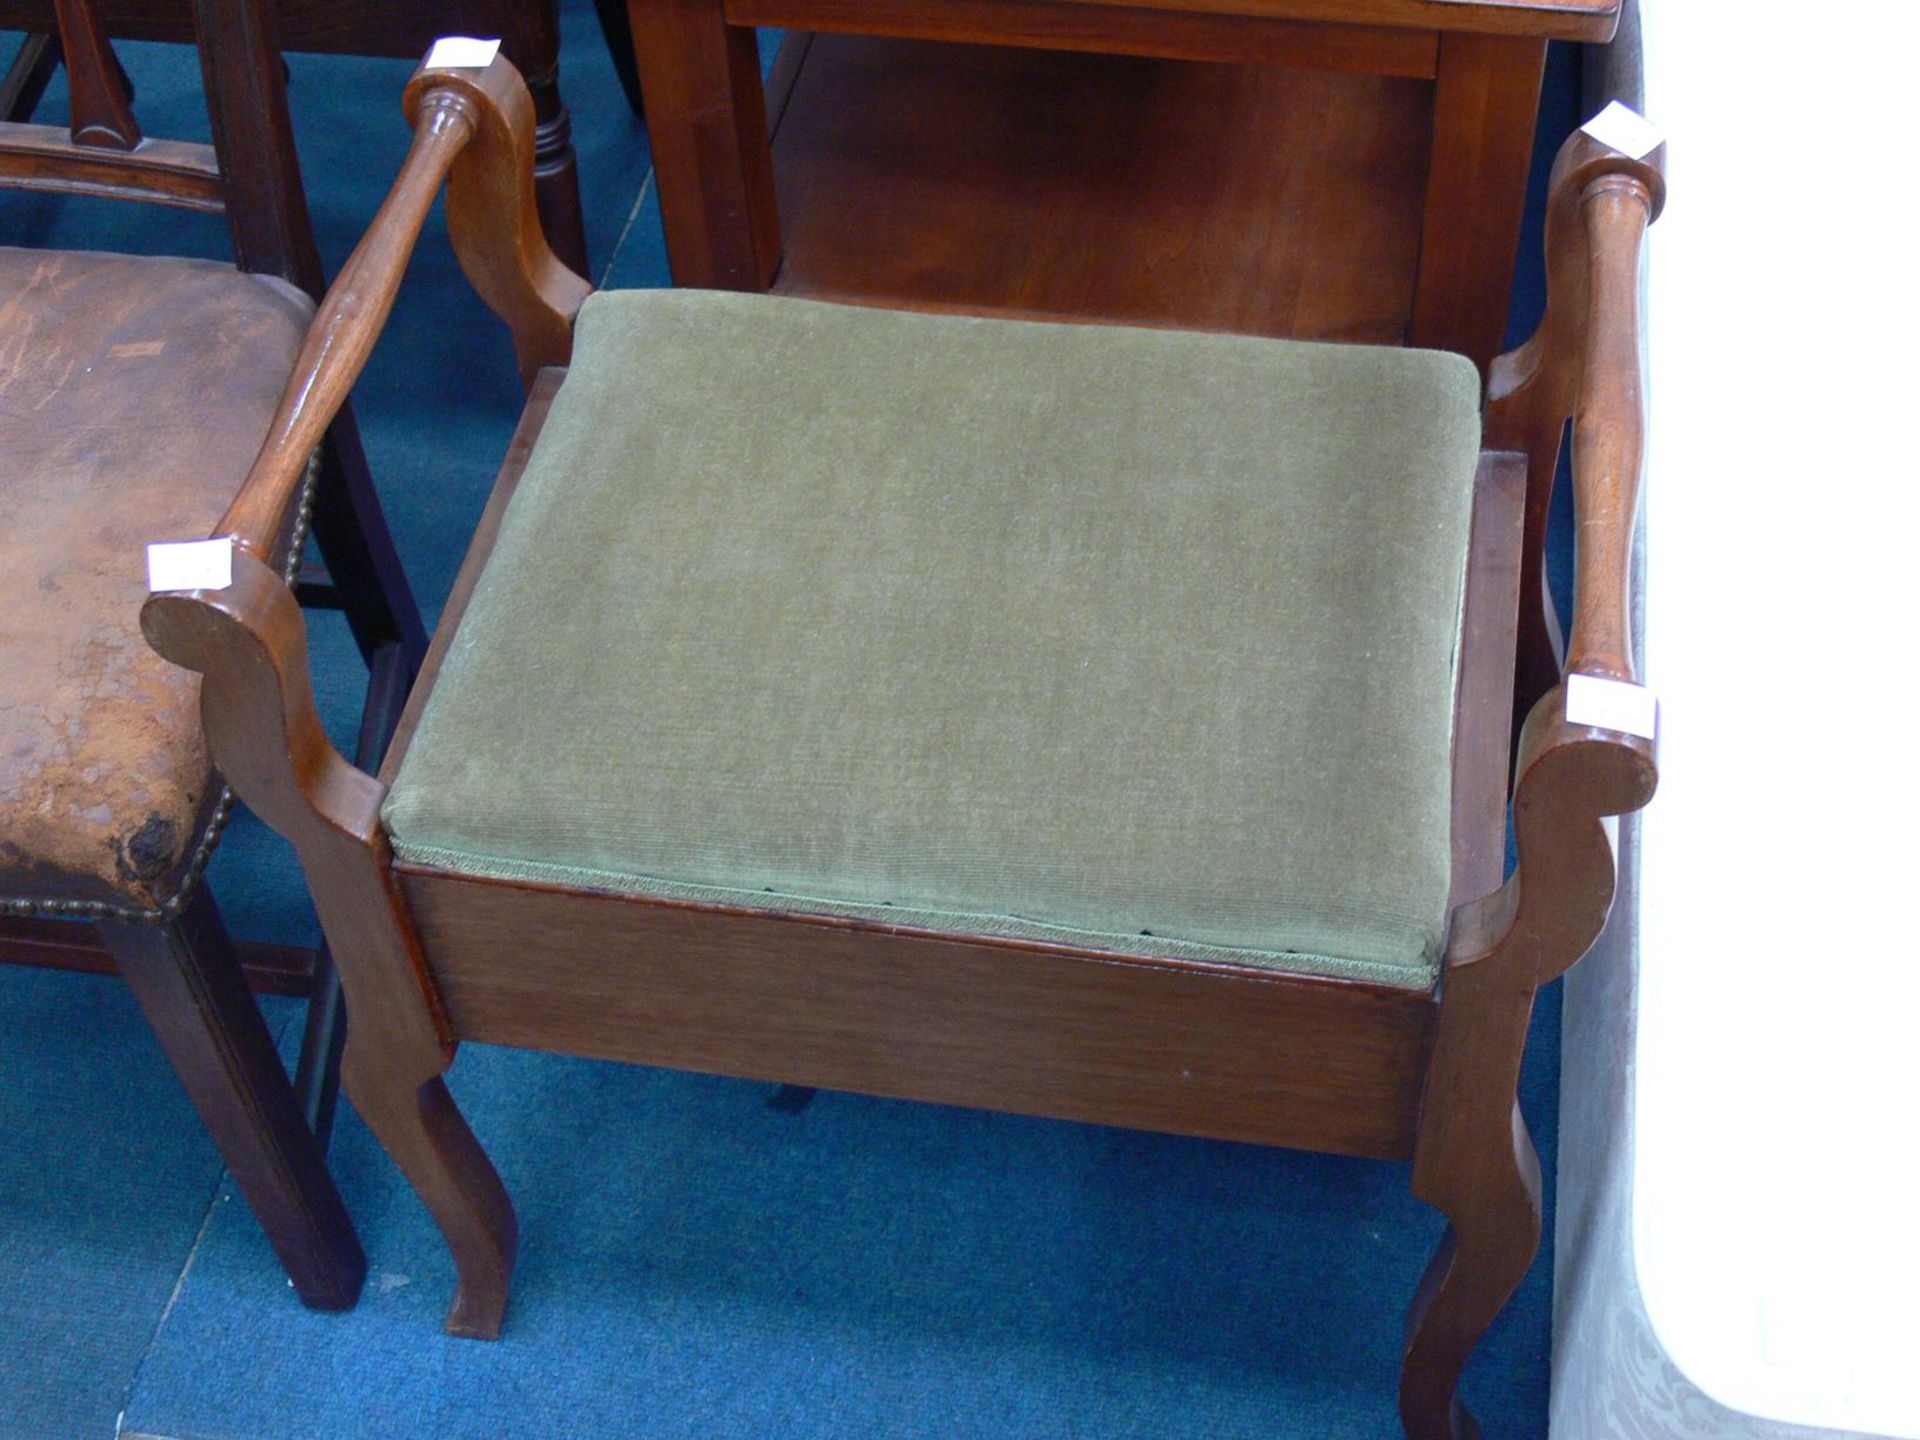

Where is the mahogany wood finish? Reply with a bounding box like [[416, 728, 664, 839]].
[[626, 0, 1617, 371], [402, 63, 590, 385], [1486, 127, 1665, 725], [146, 56, 578, 1336], [52, 0, 140, 145], [1401, 130, 1660, 1440], [728, 0, 1440, 73], [1, 0, 429, 1312], [1447, 451, 1526, 913], [1040, 0, 1616, 42], [624, 0, 781, 290], [99, 885, 361, 1308], [1406, 32, 1546, 366], [146, 551, 513, 1339], [0, 917, 322, 997], [220, 58, 585, 563], [142, 53, 1664, 1435], [767, 35, 1432, 343], [0, 123, 221, 206], [406, 872, 1438, 1160], [371, 433, 1510, 1172]]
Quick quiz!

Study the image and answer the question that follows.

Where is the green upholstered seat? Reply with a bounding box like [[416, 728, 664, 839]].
[[383, 290, 1483, 989]]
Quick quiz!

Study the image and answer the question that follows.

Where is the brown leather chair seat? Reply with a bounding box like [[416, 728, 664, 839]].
[[0, 248, 312, 913]]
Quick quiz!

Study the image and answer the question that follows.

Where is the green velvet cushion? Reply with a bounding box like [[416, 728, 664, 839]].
[[383, 290, 1482, 988]]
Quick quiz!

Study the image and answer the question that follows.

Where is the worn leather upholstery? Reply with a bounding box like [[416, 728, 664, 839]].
[[0, 249, 312, 911], [385, 290, 1482, 988]]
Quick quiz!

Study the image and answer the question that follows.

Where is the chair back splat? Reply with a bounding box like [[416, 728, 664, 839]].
[[51, 0, 140, 149], [0, 0, 322, 292]]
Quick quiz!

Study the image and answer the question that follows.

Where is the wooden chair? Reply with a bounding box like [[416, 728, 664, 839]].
[[142, 51, 1663, 1436], [0, 0, 428, 1309], [0, 0, 611, 277]]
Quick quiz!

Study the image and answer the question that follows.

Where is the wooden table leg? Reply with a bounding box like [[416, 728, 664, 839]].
[[101, 886, 366, 1311], [1409, 32, 1546, 374], [623, 0, 780, 290], [522, 64, 593, 280]]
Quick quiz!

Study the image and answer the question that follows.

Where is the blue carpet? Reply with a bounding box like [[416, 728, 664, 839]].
[[1, 17, 1578, 1438], [116, 1001, 1562, 1440], [0, 969, 296, 1439]]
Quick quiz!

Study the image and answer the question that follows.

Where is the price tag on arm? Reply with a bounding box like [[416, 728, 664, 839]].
[[1565, 673, 1659, 739], [146, 538, 234, 593], [423, 36, 502, 71]]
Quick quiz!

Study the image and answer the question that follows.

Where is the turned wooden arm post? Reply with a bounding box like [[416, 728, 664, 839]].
[[219, 51, 588, 563], [133, 48, 577, 1342], [1493, 139, 1663, 969], [1399, 125, 1665, 1440], [1565, 172, 1651, 686], [1487, 129, 1667, 720]]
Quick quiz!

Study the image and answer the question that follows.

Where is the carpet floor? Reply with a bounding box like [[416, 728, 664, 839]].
[[0, 12, 1578, 1436]]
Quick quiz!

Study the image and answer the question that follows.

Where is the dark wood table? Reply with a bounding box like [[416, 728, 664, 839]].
[[2, 0, 593, 274], [627, 0, 1621, 372]]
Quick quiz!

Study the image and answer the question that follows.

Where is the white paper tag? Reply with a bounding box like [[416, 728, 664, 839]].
[[1565, 673, 1658, 739], [147, 538, 233, 593], [423, 36, 501, 71], [1581, 100, 1664, 161]]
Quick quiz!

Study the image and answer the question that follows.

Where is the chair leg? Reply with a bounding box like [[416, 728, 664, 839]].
[[1399, 1102, 1543, 1440], [309, 407, 428, 673], [100, 885, 366, 1311], [292, 944, 348, 1146], [1, 33, 61, 121], [592, 0, 648, 118], [338, 1055, 518, 1338]]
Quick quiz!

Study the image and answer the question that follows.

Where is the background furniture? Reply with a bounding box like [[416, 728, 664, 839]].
[[626, 0, 1620, 373], [0, 0, 601, 275], [1551, 3, 1920, 1436], [0, 0, 426, 1310], [141, 51, 1661, 1440]]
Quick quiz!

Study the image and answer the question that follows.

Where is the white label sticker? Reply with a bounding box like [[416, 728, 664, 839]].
[[1565, 673, 1658, 739], [1581, 100, 1665, 161], [423, 36, 501, 71], [147, 538, 233, 594]]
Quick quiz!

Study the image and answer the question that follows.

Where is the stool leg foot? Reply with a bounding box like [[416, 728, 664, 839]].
[[344, 1056, 517, 1339]]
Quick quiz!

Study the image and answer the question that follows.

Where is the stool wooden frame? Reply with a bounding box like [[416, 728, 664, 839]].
[[142, 54, 1663, 1439]]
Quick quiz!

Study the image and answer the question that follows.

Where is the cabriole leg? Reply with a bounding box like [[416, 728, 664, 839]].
[[1399, 935, 1543, 1440], [143, 553, 517, 1337]]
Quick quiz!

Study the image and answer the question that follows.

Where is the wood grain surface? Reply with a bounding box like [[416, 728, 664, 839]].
[[727, 0, 1440, 74], [402, 868, 1437, 1161], [768, 33, 1432, 342]]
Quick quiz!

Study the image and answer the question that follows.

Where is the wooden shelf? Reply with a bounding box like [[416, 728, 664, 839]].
[[768, 32, 1437, 342]]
